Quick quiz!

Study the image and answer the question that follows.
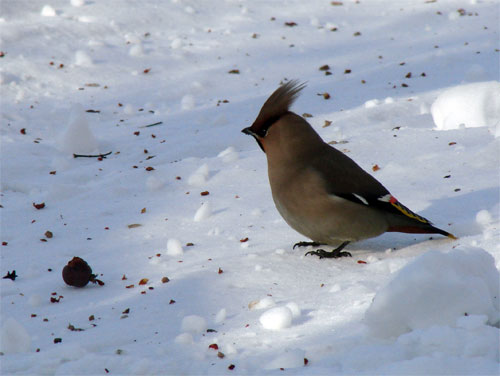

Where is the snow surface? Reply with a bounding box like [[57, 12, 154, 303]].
[[1, 0, 499, 374]]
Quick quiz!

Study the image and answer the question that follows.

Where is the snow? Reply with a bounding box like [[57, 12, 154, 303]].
[[431, 81, 500, 133], [166, 238, 183, 256], [1, 0, 499, 374], [259, 306, 293, 331], [193, 201, 212, 222], [181, 315, 207, 334], [1, 318, 31, 354], [365, 247, 500, 338], [56, 105, 99, 155]]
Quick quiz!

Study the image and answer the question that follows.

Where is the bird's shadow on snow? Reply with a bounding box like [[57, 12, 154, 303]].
[[352, 186, 498, 254]]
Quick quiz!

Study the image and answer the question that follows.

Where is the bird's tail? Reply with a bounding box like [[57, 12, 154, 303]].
[[387, 223, 457, 239]]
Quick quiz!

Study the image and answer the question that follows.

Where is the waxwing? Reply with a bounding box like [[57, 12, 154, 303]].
[[242, 80, 456, 258]]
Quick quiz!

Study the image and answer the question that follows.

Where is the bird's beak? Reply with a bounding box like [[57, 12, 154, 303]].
[[241, 126, 265, 153], [241, 127, 254, 136]]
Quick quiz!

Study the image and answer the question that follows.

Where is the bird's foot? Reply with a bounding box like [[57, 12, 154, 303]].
[[305, 241, 351, 259], [293, 241, 323, 249]]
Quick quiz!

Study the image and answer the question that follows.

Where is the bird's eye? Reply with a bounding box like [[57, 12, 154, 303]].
[[257, 127, 268, 137]]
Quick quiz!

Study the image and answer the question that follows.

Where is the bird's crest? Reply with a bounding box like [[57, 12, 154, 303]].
[[250, 80, 306, 134]]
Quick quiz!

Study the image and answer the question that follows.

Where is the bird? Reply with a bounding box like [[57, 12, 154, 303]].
[[242, 80, 456, 259]]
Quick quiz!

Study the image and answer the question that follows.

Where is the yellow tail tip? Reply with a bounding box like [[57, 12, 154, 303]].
[[447, 233, 458, 240]]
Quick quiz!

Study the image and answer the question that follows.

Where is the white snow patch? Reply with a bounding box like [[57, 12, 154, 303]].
[[193, 201, 212, 222], [174, 333, 193, 345], [188, 163, 209, 186], [74, 50, 93, 66], [181, 94, 195, 110], [217, 146, 239, 163], [0, 318, 31, 354], [41, 5, 56, 17], [166, 238, 183, 256], [285, 302, 301, 318], [56, 105, 99, 155], [259, 306, 293, 330], [365, 247, 500, 338], [431, 81, 500, 133], [71, 0, 85, 6], [365, 99, 380, 108], [129, 44, 144, 57], [181, 315, 207, 334], [214, 308, 226, 324], [476, 209, 493, 228], [170, 38, 183, 49], [248, 296, 275, 310]]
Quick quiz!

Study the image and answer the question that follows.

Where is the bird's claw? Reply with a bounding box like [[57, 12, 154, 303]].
[[305, 249, 352, 259], [293, 241, 322, 249]]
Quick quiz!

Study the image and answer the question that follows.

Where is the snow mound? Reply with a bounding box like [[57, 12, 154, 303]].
[[217, 146, 239, 163], [166, 238, 183, 256], [188, 163, 209, 186], [214, 308, 226, 324], [1, 318, 31, 354], [365, 247, 500, 338], [41, 5, 56, 17], [181, 315, 207, 334], [193, 201, 212, 222], [74, 50, 93, 66], [259, 306, 293, 330], [57, 105, 99, 155], [248, 296, 275, 310], [431, 81, 500, 134]]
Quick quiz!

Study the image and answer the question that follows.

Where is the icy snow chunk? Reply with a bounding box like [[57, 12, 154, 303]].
[[251, 208, 262, 216], [329, 284, 342, 293], [57, 105, 99, 155], [214, 308, 226, 324], [248, 296, 275, 310], [259, 306, 293, 330], [194, 201, 212, 222], [364, 99, 379, 108], [475, 209, 492, 227], [1, 318, 31, 353], [431, 81, 500, 132], [74, 50, 93, 66], [181, 315, 207, 334], [123, 103, 135, 115], [71, 0, 85, 6], [285, 302, 301, 318], [129, 44, 144, 57], [41, 5, 56, 17], [181, 94, 195, 110], [264, 348, 306, 369], [175, 333, 193, 345], [188, 163, 209, 186], [167, 238, 183, 256], [384, 97, 395, 104], [365, 247, 500, 338], [217, 146, 239, 163], [170, 38, 183, 49]]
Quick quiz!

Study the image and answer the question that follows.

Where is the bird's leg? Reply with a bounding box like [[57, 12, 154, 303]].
[[305, 241, 351, 259], [293, 241, 323, 249]]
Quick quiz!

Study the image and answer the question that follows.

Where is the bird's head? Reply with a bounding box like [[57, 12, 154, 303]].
[[242, 80, 306, 153]]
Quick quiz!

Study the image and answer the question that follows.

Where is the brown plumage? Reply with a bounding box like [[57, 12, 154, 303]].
[[242, 80, 456, 258]]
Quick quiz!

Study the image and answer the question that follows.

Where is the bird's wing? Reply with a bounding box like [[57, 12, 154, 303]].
[[310, 144, 433, 225]]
